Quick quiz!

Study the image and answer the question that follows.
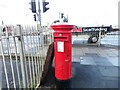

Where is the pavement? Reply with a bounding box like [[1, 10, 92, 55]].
[[71, 44, 119, 88], [40, 44, 119, 89]]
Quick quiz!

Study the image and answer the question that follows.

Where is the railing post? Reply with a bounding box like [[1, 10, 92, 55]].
[[0, 29, 2, 89], [0, 27, 10, 89], [17, 25, 27, 88], [97, 30, 101, 47]]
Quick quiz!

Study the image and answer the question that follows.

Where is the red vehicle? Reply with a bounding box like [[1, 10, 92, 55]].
[[71, 27, 82, 33]]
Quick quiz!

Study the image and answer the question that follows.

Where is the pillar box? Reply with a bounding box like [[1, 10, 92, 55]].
[[51, 24, 75, 81]]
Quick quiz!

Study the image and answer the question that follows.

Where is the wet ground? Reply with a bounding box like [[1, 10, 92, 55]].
[[40, 44, 119, 89]]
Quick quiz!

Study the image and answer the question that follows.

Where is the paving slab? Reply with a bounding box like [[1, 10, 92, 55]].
[[98, 66, 118, 77], [93, 57, 113, 66], [80, 56, 96, 65], [106, 57, 118, 66]]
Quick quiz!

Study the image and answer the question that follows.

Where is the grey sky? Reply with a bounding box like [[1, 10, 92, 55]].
[[0, 0, 119, 26]]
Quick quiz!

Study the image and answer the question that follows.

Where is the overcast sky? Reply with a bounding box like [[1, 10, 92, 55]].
[[0, 0, 119, 26]]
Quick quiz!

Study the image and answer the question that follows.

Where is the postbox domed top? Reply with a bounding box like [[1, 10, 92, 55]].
[[50, 23, 75, 31]]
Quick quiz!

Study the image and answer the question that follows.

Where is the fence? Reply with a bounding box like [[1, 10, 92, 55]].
[[0, 25, 53, 89]]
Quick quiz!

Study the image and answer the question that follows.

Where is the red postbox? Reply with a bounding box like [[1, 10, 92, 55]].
[[51, 24, 75, 81]]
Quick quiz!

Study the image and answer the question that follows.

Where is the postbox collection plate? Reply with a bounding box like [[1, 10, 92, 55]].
[[57, 41, 64, 52]]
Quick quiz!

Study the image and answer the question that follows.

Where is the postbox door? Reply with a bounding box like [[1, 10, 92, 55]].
[[54, 33, 72, 80]]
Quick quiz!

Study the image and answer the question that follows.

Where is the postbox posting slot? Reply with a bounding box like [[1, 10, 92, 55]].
[[54, 36, 69, 41]]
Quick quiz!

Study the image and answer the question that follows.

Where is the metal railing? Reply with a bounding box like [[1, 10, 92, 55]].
[[0, 25, 53, 89]]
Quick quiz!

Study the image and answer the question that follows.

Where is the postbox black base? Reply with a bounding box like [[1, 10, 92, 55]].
[[55, 78, 71, 89]]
